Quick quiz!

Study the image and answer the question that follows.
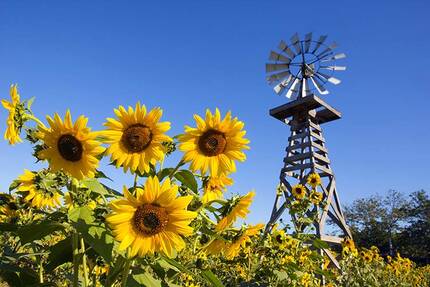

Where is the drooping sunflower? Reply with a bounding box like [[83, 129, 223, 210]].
[[224, 224, 264, 260], [17, 169, 62, 209], [215, 191, 255, 232], [106, 176, 197, 258], [307, 172, 321, 188], [38, 111, 104, 179], [1, 84, 25, 145], [178, 108, 250, 176], [309, 191, 323, 205], [102, 103, 171, 174], [202, 174, 233, 204], [203, 239, 227, 256], [291, 184, 306, 200]]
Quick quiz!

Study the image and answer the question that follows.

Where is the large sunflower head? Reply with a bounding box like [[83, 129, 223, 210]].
[[1, 84, 26, 145], [215, 191, 255, 232], [106, 176, 197, 258], [291, 184, 306, 200], [38, 110, 104, 180], [202, 174, 233, 204], [16, 169, 62, 209], [178, 108, 250, 176], [102, 103, 171, 174]]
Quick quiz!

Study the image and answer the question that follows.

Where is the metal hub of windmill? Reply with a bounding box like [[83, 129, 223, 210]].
[[266, 33, 346, 99]]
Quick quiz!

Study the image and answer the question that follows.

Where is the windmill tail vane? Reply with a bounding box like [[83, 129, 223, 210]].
[[265, 32, 352, 270]]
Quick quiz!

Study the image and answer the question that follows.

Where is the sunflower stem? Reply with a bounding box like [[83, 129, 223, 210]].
[[168, 159, 185, 179], [80, 237, 89, 287], [38, 256, 44, 283], [120, 258, 132, 286], [26, 114, 46, 129], [72, 232, 79, 287]]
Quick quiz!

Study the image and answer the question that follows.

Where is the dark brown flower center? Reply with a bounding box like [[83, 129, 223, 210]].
[[276, 234, 283, 243], [121, 124, 152, 153], [198, 129, 227, 156], [57, 134, 83, 162], [133, 204, 169, 235]]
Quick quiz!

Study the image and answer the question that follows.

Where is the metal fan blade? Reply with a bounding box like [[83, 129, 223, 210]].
[[266, 63, 289, 73], [266, 70, 291, 84], [317, 42, 338, 58], [269, 51, 291, 63], [286, 78, 300, 98], [304, 33, 312, 53], [321, 53, 346, 62], [320, 65, 346, 71], [317, 72, 341, 85], [278, 40, 295, 58], [274, 75, 293, 94], [310, 75, 329, 95], [290, 33, 302, 54], [311, 35, 328, 53]]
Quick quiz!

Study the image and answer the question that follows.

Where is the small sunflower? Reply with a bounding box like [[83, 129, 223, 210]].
[[17, 169, 62, 209], [361, 250, 373, 263], [38, 111, 104, 179], [307, 172, 321, 188], [291, 184, 306, 200], [272, 229, 287, 249], [178, 108, 250, 176], [215, 191, 255, 232], [310, 191, 323, 205], [342, 237, 355, 250], [224, 224, 263, 260], [106, 176, 197, 258], [202, 174, 233, 204], [203, 239, 227, 256], [0, 193, 18, 223], [1, 84, 25, 145], [102, 103, 171, 174]]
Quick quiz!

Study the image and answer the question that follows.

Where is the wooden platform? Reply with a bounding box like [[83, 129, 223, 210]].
[[270, 95, 341, 124]]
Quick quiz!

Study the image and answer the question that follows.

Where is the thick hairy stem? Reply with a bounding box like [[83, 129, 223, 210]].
[[80, 237, 89, 287], [72, 232, 79, 287], [120, 258, 132, 287]]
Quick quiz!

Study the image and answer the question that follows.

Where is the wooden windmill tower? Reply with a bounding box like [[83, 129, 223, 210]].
[[265, 33, 352, 268]]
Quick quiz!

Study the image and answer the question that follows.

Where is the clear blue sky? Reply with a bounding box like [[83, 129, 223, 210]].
[[1, 1, 429, 224]]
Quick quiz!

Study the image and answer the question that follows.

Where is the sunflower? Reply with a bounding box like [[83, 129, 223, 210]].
[[309, 191, 323, 205], [0, 193, 18, 223], [203, 239, 227, 256], [106, 176, 197, 258], [202, 174, 233, 204], [38, 111, 104, 180], [224, 224, 263, 260], [102, 103, 171, 174], [64, 192, 97, 210], [17, 169, 62, 209], [291, 184, 306, 200], [215, 191, 255, 232], [307, 172, 321, 188], [272, 228, 287, 249], [1, 84, 25, 145], [178, 108, 249, 176]]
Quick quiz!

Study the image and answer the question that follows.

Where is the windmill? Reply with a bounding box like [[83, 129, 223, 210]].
[[265, 32, 352, 268]]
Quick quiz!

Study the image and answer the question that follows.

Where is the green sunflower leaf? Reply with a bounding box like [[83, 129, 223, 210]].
[[174, 170, 198, 193], [82, 178, 108, 196], [16, 221, 65, 244], [129, 272, 162, 287], [200, 270, 224, 287]]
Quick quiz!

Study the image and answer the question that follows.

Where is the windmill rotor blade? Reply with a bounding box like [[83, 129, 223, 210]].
[[317, 42, 338, 58], [278, 40, 295, 58], [317, 72, 341, 85], [320, 65, 346, 71], [269, 51, 291, 63], [274, 75, 293, 94], [266, 63, 289, 73], [266, 70, 291, 84], [286, 78, 300, 98], [310, 75, 329, 95], [301, 78, 311, 97], [311, 35, 328, 53], [321, 52, 346, 62], [304, 32, 312, 53], [290, 33, 302, 54]]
